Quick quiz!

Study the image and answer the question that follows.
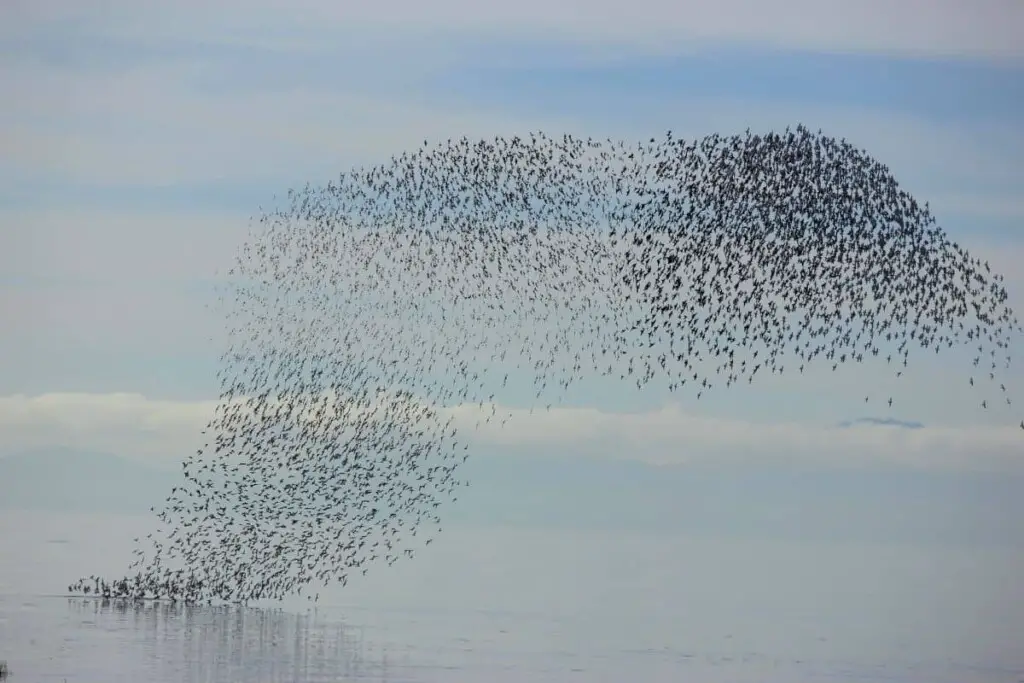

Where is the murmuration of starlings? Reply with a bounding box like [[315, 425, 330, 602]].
[[67, 125, 1022, 605]]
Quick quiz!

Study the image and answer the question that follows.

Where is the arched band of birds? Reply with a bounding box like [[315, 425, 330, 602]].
[[68, 125, 1022, 605]]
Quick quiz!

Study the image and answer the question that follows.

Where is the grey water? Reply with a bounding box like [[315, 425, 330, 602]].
[[2, 510, 1023, 682]]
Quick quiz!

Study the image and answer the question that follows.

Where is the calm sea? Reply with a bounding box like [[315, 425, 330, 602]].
[[1, 510, 1022, 682]]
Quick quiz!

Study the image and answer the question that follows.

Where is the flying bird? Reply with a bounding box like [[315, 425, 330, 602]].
[[67, 125, 1023, 605]]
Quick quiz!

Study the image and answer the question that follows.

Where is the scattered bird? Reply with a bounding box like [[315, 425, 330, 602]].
[[67, 125, 1022, 606]]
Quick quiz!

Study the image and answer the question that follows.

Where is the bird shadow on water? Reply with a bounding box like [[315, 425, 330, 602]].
[[59, 596, 409, 682]]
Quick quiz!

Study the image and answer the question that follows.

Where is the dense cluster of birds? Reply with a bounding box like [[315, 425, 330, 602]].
[[67, 125, 1022, 605]]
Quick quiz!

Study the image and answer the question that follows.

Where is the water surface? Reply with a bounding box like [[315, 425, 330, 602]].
[[2, 510, 1023, 682]]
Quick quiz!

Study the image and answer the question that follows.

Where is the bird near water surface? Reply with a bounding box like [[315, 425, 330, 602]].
[[67, 125, 1023, 605]]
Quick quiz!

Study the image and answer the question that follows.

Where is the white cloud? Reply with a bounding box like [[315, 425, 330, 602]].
[[0, 208, 251, 282], [1, 392, 1021, 473], [0, 393, 217, 467], [583, 97, 1024, 196], [1, 198, 1019, 365], [6, 0, 1023, 59], [3, 48, 1020, 209], [3, 0, 1022, 194], [0, 61, 578, 186], [0, 283, 221, 355], [2, 0, 1021, 432], [459, 402, 1024, 472]]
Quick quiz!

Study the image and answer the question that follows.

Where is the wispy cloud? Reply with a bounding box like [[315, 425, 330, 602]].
[[1, 392, 1021, 473], [7, 0, 1023, 59], [0, 283, 219, 356], [2, 0, 1022, 441], [0, 208, 250, 282], [1, 69, 556, 187]]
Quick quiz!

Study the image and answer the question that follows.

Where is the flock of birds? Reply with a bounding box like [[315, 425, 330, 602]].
[[67, 125, 1022, 605]]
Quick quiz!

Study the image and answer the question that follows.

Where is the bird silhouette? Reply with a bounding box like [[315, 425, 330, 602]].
[[67, 125, 1022, 605]]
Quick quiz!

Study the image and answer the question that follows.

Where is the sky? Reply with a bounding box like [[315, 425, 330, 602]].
[[2, 0, 1024, 536]]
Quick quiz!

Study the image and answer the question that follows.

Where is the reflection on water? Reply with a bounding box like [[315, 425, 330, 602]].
[[71, 598, 400, 682], [3, 512, 1024, 683], [5, 596, 407, 683]]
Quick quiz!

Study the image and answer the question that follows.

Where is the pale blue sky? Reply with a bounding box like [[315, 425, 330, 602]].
[[1, 0, 1023, 505]]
